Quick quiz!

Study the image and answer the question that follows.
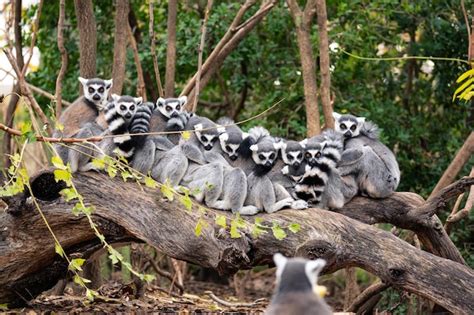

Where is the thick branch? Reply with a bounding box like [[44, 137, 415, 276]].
[[111, 0, 130, 95], [73, 0, 97, 79], [165, 0, 177, 97], [0, 172, 473, 314], [55, 0, 68, 119]]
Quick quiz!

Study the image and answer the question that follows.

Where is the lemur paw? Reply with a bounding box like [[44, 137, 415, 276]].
[[239, 206, 260, 215], [291, 199, 308, 210]]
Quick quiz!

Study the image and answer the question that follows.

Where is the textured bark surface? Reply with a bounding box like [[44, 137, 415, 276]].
[[74, 0, 97, 79], [1, 172, 473, 313], [111, 0, 130, 95], [164, 0, 177, 97]]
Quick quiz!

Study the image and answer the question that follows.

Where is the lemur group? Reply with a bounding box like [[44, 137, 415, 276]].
[[54, 77, 400, 215]]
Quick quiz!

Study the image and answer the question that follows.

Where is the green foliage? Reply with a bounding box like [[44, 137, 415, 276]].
[[453, 68, 474, 101]]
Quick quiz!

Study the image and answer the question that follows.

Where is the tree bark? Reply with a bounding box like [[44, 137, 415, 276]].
[[429, 132, 474, 199], [0, 171, 473, 313], [149, 0, 164, 98], [111, 0, 130, 95], [315, 0, 333, 129], [287, 0, 321, 137], [74, 0, 97, 80], [3, 0, 24, 169], [165, 0, 177, 97], [128, 23, 147, 101], [55, 0, 68, 119]]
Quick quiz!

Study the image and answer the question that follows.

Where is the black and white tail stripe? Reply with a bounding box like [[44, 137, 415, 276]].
[[129, 102, 155, 147], [104, 102, 135, 159], [295, 133, 343, 205]]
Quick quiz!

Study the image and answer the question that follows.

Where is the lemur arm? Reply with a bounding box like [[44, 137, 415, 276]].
[[338, 148, 364, 166], [151, 135, 175, 151], [181, 142, 207, 165]]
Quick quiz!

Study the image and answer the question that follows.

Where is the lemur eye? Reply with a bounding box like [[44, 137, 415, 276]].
[[98, 87, 104, 93], [269, 153, 275, 159], [297, 152, 303, 159], [287, 154, 293, 160], [258, 154, 265, 160], [130, 105, 135, 111], [166, 106, 172, 111], [305, 152, 311, 159], [201, 135, 207, 142], [225, 145, 232, 152], [176, 105, 181, 111], [88, 87, 94, 93], [120, 105, 126, 111], [350, 125, 356, 131], [340, 123, 347, 130], [316, 152, 322, 158]]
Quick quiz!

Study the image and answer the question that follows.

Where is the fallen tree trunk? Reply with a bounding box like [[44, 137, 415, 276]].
[[1, 172, 473, 313]]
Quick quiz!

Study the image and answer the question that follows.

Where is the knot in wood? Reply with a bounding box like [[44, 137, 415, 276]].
[[388, 268, 405, 281]]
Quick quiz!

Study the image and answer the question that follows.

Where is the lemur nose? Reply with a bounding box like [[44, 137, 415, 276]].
[[230, 155, 237, 161], [344, 131, 351, 137], [170, 111, 179, 118], [294, 161, 300, 167], [204, 145, 212, 151], [125, 113, 132, 119], [93, 94, 101, 101]]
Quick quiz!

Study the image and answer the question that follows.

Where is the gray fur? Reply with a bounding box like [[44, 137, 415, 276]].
[[266, 254, 331, 315], [333, 112, 400, 198]]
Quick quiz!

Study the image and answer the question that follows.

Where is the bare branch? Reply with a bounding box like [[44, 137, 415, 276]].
[[444, 193, 465, 235], [191, 0, 213, 112], [446, 167, 474, 227], [165, 0, 177, 97], [28, 83, 72, 107], [346, 281, 389, 312], [55, 0, 68, 119], [21, 0, 44, 77], [429, 132, 474, 198], [149, 0, 164, 98]]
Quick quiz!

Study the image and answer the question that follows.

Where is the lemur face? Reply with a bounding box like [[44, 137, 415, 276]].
[[111, 94, 142, 122], [79, 77, 113, 108], [194, 123, 220, 151], [156, 96, 187, 119], [332, 112, 365, 138], [281, 140, 306, 167], [219, 132, 243, 161], [303, 142, 324, 167], [250, 141, 281, 168]]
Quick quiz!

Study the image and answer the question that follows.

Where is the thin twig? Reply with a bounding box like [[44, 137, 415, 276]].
[[21, 0, 44, 77], [28, 83, 71, 107], [461, 0, 472, 60], [205, 291, 266, 308], [55, 0, 68, 119], [3, 49, 52, 135], [148, 258, 184, 293], [127, 23, 147, 101], [149, 0, 164, 98], [346, 281, 389, 312], [192, 0, 213, 112], [444, 193, 465, 234], [446, 167, 474, 226]]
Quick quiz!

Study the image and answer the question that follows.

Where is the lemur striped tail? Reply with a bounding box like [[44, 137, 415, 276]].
[[130, 102, 155, 146], [104, 102, 135, 159]]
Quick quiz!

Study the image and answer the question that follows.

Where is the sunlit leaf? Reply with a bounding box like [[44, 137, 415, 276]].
[[0, 304, 8, 310], [179, 194, 193, 211], [143, 274, 156, 283], [51, 156, 66, 169], [54, 169, 72, 184], [181, 130, 191, 140], [86, 289, 97, 301], [91, 158, 105, 170], [230, 218, 242, 238], [55, 242, 65, 258], [121, 170, 133, 182], [160, 179, 174, 201], [61, 188, 79, 202], [288, 223, 301, 233], [272, 223, 287, 240], [69, 258, 86, 272], [215, 214, 227, 229], [195, 218, 206, 237], [456, 68, 474, 83], [144, 176, 158, 188]]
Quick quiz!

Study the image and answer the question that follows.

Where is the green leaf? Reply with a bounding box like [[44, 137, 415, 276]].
[[54, 169, 72, 184], [144, 176, 158, 188], [179, 194, 193, 211], [121, 170, 133, 182], [251, 224, 267, 238], [195, 218, 206, 237], [69, 258, 86, 272], [55, 121, 65, 132], [61, 188, 79, 202], [215, 214, 227, 229], [107, 164, 117, 178], [0, 304, 8, 310], [272, 223, 287, 240], [230, 218, 242, 238], [453, 77, 474, 100], [73, 274, 84, 286], [55, 242, 65, 258], [160, 179, 174, 201], [91, 158, 106, 170], [288, 223, 301, 233], [181, 130, 191, 140], [86, 289, 97, 301], [51, 156, 66, 169], [456, 68, 474, 83], [72, 203, 83, 216], [143, 274, 156, 283]]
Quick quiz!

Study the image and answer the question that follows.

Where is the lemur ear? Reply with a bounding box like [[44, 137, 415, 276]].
[[157, 97, 165, 107], [281, 165, 289, 175], [78, 77, 88, 86], [111, 94, 120, 102], [273, 253, 288, 274], [249, 144, 258, 152], [356, 117, 366, 125], [305, 259, 326, 278], [300, 139, 308, 148], [105, 79, 113, 89], [219, 133, 229, 141], [332, 112, 341, 120], [194, 123, 203, 131], [242, 132, 249, 139], [217, 126, 226, 134], [279, 142, 287, 151], [273, 142, 283, 150], [178, 95, 188, 106], [134, 97, 143, 105]]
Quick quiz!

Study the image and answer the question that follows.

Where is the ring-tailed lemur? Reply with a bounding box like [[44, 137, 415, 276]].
[[53, 77, 113, 163], [241, 127, 303, 214], [265, 254, 332, 315], [333, 112, 400, 198], [150, 96, 190, 144]]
